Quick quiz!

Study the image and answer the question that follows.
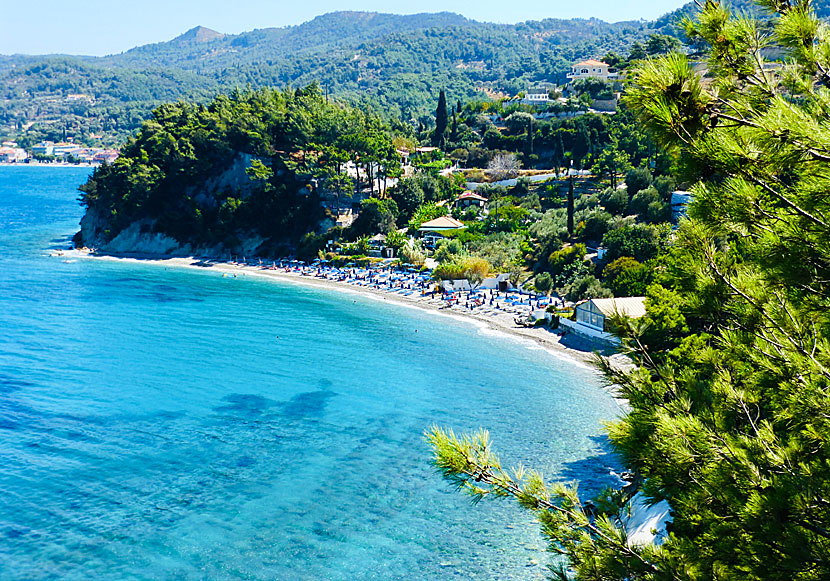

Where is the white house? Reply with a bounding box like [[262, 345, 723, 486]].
[[521, 87, 551, 106], [567, 59, 620, 82], [0, 147, 27, 163], [31, 142, 54, 157], [559, 296, 646, 343]]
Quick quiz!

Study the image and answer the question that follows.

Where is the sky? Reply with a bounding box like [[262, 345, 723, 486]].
[[0, 0, 687, 56]]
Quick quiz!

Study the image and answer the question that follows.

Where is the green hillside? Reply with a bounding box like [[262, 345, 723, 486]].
[[0, 10, 667, 145], [5, 1, 825, 146]]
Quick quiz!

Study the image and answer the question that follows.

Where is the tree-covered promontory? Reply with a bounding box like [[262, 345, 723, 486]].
[[77, 85, 403, 256]]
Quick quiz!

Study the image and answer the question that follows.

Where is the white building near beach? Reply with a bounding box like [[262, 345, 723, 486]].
[[0, 147, 27, 163], [559, 296, 647, 344]]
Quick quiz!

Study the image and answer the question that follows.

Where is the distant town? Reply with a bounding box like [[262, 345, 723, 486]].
[[0, 140, 119, 165]]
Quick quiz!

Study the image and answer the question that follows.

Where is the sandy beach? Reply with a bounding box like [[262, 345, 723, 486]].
[[60, 249, 632, 374]]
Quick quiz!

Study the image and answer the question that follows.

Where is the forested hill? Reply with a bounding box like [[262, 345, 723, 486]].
[[3, 2, 828, 146], [0, 10, 663, 146], [103, 12, 478, 70]]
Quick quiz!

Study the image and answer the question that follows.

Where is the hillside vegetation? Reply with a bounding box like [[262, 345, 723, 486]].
[[0, 11, 663, 146]]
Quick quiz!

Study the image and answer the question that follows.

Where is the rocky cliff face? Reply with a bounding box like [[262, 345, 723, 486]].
[[76, 153, 271, 257], [78, 213, 267, 258]]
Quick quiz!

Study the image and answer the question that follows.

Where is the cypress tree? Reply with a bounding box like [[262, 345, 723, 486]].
[[566, 169, 574, 236], [433, 90, 448, 147]]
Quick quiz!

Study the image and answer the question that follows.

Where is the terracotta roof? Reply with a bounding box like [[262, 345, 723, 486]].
[[574, 59, 608, 67], [588, 297, 647, 319], [419, 216, 466, 230]]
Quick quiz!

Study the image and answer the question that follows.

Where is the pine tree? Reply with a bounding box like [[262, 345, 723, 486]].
[[433, 89, 448, 147], [429, 1, 830, 578]]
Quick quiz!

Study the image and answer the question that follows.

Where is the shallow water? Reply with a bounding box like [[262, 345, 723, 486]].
[[0, 166, 622, 579]]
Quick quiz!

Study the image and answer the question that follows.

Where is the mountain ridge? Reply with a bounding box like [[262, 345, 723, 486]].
[[3, 2, 825, 146]]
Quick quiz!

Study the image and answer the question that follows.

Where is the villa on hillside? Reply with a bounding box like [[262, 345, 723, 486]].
[[567, 59, 620, 82], [520, 86, 553, 106], [559, 296, 647, 344], [454, 191, 487, 210]]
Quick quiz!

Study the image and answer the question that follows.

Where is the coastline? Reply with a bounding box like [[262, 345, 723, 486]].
[[0, 162, 98, 168], [62, 249, 633, 374]]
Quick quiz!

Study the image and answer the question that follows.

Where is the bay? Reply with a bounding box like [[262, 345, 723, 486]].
[[0, 166, 621, 579]]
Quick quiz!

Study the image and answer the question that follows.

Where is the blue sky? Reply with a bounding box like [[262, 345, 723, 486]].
[[1, 0, 687, 56]]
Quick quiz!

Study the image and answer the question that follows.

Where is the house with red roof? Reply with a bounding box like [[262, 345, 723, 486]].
[[454, 191, 488, 210], [566, 59, 620, 82]]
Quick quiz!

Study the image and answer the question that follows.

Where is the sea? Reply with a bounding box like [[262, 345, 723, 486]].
[[0, 165, 622, 580]]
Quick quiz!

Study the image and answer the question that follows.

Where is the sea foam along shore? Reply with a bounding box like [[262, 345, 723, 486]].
[[62, 249, 632, 372]]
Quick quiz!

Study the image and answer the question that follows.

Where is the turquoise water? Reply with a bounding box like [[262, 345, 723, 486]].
[[0, 166, 621, 579]]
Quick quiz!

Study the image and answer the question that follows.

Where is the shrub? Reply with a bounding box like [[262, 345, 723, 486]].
[[433, 256, 491, 286], [602, 223, 669, 262], [547, 243, 593, 288], [575, 193, 600, 212], [398, 239, 426, 266], [467, 232, 523, 272], [630, 186, 661, 218], [599, 187, 629, 216], [646, 200, 671, 224], [603, 256, 651, 296], [434, 238, 464, 262], [580, 211, 613, 244], [625, 167, 653, 198], [653, 174, 677, 198], [535, 272, 553, 294], [561, 274, 612, 302]]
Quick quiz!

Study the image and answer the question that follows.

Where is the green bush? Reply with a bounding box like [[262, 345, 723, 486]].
[[625, 167, 653, 198], [602, 256, 651, 296], [580, 210, 613, 243], [561, 274, 612, 302], [602, 223, 669, 262], [630, 185, 664, 221], [535, 272, 553, 294], [599, 187, 629, 216]]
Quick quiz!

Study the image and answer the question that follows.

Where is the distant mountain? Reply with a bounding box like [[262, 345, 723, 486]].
[[172, 26, 225, 44], [102, 12, 481, 70]]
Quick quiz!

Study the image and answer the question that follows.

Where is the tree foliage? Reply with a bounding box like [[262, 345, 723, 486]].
[[430, 1, 830, 578], [78, 85, 401, 253]]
